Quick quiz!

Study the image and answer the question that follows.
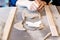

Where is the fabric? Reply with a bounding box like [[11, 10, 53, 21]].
[[43, 0, 60, 6], [9, 0, 17, 6], [0, 0, 9, 7], [0, 0, 5, 6], [52, 0, 60, 6]]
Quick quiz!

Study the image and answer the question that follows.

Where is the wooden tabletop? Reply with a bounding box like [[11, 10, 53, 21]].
[[0, 6, 60, 40]]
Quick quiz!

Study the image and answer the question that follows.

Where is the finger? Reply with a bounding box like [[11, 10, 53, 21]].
[[30, 3, 37, 11], [30, 4, 34, 10], [35, 0, 41, 3], [43, 1, 47, 5], [39, 4, 44, 9], [35, 0, 41, 6], [38, 1, 46, 10], [37, 2, 43, 10], [37, 4, 44, 12], [30, 5, 34, 10], [39, 1, 43, 8]]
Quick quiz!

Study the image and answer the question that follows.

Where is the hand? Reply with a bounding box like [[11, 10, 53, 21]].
[[28, 1, 38, 11], [35, 0, 46, 11]]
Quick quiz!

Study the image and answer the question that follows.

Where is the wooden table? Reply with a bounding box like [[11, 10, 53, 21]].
[[0, 6, 60, 40]]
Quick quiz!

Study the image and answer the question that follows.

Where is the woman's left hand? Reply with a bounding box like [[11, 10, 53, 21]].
[[35, 0, 47, 11]]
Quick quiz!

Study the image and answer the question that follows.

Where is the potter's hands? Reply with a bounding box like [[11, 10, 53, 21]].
[[29, 0, 46, 11], [16, 0, 46, 11]]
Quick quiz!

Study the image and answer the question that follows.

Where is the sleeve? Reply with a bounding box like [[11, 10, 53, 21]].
[[9, 0, 17, 6], [52, 0, 60, 6]]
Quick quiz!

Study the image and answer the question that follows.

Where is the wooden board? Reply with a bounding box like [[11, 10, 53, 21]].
[[49, 5, 60, 35], [49, 5, 60, 18], [2, 7, 17, 40], [44, 32, 51, 40], [45, 5, 59, 36]]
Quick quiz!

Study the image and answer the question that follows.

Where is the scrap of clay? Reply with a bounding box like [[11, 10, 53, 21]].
[[25, 20, 41, 27], [14, 21, 25, 30]]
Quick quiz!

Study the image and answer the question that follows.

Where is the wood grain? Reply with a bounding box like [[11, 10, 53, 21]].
[[45, 5, 59, 36], [2, 7, 17, 40]]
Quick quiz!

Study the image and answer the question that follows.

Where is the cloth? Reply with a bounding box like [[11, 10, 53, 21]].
[[9, 0, 17, 6], [52, 0, 60, 6], [0, 0, 5, 6], [43, 0, 60, 6]]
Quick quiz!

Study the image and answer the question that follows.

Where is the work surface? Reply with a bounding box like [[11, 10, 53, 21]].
[[0, 6, 60, 40]]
